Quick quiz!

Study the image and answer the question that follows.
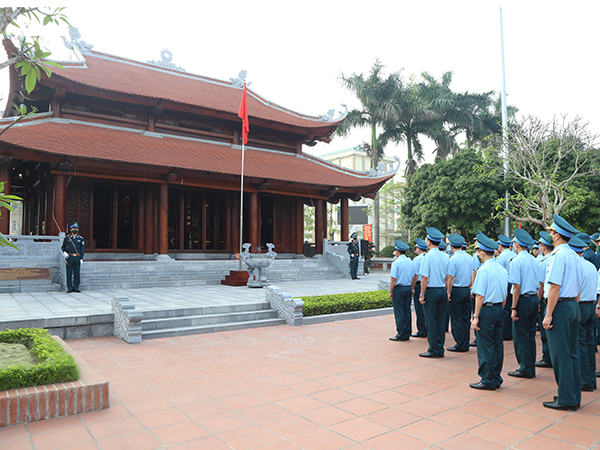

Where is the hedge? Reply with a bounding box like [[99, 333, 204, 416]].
[[300, 290, 391, 317], [0, 328, 79, 391]]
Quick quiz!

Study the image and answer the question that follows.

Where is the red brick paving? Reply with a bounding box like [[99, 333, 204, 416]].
[[1, 315, 599, 449]]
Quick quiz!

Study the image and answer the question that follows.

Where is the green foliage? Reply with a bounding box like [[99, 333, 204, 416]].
[[402, 148, 504, 242], [378, 245, 396, 258], [0, 328, 79, 391], [0, 181, 22, 249], [301, 291, 391, 317], [303, 204, 314, 242]]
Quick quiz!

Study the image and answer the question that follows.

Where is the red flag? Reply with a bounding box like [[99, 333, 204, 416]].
[[238, 82, 249, 145]]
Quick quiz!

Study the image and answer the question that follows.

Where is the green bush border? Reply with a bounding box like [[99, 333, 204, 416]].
[[300, 290, 391, 317], [0, 328, 79, 391]]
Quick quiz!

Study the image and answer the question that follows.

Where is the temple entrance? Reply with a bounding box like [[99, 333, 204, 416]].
[[90, 182, 138, 250], [259, 195, 296, 253]]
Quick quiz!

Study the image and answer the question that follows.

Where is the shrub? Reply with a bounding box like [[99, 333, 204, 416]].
[[378, 245, 395, 258], [300, 290, 391, 317], [0, 328, 79, 391]]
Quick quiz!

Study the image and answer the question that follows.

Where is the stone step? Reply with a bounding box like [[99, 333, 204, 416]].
[[142, 303, 272, 320], [141, 317, 286, 339], [143, 309, 280, 331]]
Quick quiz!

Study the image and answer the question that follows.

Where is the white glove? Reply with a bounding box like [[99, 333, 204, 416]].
[[79, 259, 83, 266], [63, 251, 69, 259]]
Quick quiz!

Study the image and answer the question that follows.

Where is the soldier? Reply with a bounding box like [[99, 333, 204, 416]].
[[446, 234, 472, 352], [347, 232, 360, 280], [542, 214, 583, 411], [389, 240, 413, 341], [410, 238, 428, 338], [532, 243, 540, 259], [418, 227, 449, 358], [497, 234, 516, 340], [576, 233, 600, 270], [508, 228, 539, 379], [569, 237, 598, 392], [470, 231, 508, 390], [535, 231, 554, 369], [62, 222, 85, 293]]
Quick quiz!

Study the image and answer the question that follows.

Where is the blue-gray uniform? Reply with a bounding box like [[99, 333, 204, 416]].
[[419, 228, 449, 358], [447, 240, 472, 352], [508, 231, 540, 378], [411, 244, 427, 337], [497, 244, 516, 341], [61, 223, 85, 293], [544, 236, 583, 409], [472, 242, 509, 389], [577, 255, 598, 391], [537, 253, 553, 366], [347, 233, 360, 279], [389, 240, 413, 341]]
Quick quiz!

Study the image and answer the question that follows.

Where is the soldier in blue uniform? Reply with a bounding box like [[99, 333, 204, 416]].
[[470, 231, 508, 390], [446, 234, 472, 352], [61, 222, 85, 293], [418, 227, 449, 358], [508, 228, 539, 379], [569, 237, 598, 392], [389, 240, 413, 341], [347, 232, 360, 280], [497, 234, 516, 340], [535, 231, 554, 368], [576, 233, 600, 270], [542, 214, 583, 411], [410, 238, 428, 338]]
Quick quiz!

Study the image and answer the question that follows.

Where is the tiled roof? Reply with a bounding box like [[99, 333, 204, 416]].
[[47, 52, 345, 131], [0, 118, 392, 190]]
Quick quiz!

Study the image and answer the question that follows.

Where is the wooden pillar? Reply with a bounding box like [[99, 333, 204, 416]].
[[321, 200, 328, 242], [144, 185, 154, 254], [295, 198, 304, 254], [315, 199, 324, 255], [340, 196, 349, 241], [224, 194, 232, 251], [137, 186, 145, 251], [158, 183, 168, 255], [0, 163, 11, 235], [52, 174, 66, 235], [249, 192, 259, 252]]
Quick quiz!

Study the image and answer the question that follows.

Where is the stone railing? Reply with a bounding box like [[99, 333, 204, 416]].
[[266, 286, 304, 326], [0, 233, 67, 290], [323, 239, 363, 278], [111, 294, 143, 344], [378, 279, 390, 291]]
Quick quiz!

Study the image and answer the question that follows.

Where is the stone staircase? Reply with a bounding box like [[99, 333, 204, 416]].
[[79, 258, 345, 291], [141, 302, 285, 339], [0, 278, 61, 293]]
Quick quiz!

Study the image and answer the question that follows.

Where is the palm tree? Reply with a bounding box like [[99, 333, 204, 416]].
[[337, 60, 400, 249]]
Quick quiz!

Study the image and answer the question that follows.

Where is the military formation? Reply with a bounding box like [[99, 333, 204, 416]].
[[388, 214, 600, 412]]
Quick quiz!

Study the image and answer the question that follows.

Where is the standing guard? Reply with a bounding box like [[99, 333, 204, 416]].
[[62, 222, 85, 293], [347, 232, 360, 280]]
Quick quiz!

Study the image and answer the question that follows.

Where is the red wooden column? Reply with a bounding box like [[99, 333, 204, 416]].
[[340, 196, 349, 241], [249, 192, 259, 252], [52, 174, 66, 235], [158, 183, 168, 256], [0, 163, 11, 235], [295, 198, 304, 255], [315, 199, 324, 255], [144, 185, 154, 255]]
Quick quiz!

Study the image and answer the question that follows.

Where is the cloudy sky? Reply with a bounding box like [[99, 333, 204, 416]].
[[2, 1, 599, 167]]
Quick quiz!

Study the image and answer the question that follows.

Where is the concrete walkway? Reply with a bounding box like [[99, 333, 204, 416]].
[[0, 274, 390, 322], [2, 314, 600, 449]]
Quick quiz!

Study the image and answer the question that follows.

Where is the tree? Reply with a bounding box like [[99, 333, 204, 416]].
[[337, 60, 401, 250], [0, 182, 20, 248], [482, 115, 600, 229], [402, 148, 505, 242]]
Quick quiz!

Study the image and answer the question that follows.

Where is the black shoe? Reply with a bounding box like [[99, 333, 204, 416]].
[[535, 360, 552, 368], [447, 346, 468, 353], [67, 289, 73, 293], [469, 382, 496, 391], [596, 372, 600, 378], [419, 352, 440, 358], [411, 333, 427, 338], [581, 385, 594, 392], [469, 341, 477, 347], [354, 277, 360, 280], [72, 289, 81, 293], [508, 371, 534, 379], [389, 335, 402, 341], [543, 400, 578, 411]]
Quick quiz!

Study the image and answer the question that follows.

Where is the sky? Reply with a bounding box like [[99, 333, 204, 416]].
[[2, 1, 599, 169]]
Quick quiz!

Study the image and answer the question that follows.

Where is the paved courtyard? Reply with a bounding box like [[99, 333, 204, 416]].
[[1, 301, 600, 449]]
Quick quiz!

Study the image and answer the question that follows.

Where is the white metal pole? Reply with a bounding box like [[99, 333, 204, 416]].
[[500, 7, 510, 236], [238, 140, 245, 271]]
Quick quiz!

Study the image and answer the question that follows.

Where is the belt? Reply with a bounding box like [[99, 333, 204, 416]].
[[426, 286, 445, 290], [394, 284, 411, 288], [520, 293, 535, 297], [580, 300, 595, 303], [558, 297, 576, 301], [483, 302, 502, 307], [69, 253, 79, 257]]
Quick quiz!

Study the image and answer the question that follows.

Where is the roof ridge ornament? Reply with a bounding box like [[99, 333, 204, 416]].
[[230, 70, 251, 89], [366, 155, 401, 177], [61, 27, 94, 55], [319, 104, 348, 122], [147, 49, 186, 72]]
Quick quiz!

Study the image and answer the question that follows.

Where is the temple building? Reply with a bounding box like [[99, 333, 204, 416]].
[[0, 29, 397, 259]]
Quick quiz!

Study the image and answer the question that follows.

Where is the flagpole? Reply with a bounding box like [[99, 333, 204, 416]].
[[239, 137, 245, 271]]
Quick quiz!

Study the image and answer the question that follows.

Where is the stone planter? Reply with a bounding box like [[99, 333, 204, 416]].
[[241, 243, 276, 288]]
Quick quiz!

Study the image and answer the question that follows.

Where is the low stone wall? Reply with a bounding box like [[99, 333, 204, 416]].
[[0, 336, 109, 427], [266, 286, 304, 326], [112, 294, 142, 343]]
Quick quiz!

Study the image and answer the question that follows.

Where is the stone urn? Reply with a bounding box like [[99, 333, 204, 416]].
[[241, 243, 277, 288]]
